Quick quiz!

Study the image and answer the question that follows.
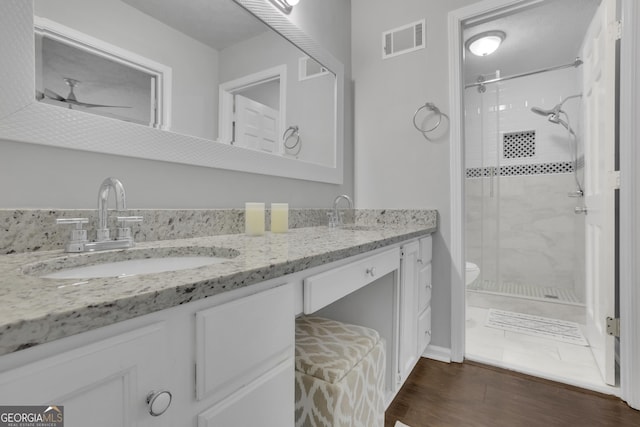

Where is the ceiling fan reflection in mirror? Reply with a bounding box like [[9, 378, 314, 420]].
[[37, 77, 131, 109]]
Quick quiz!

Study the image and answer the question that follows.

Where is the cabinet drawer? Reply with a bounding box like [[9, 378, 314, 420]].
[[197, 358, 294, 427], [195, 284, 294, 403], [419, 235, 433, 264], [303, 247, 400, 313], [417, 263, 432, 313], [418, 306, 432, 354]]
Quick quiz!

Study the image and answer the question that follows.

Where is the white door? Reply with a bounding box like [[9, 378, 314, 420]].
[[234, 94, 280, 154], [581, 0, 617, 386]]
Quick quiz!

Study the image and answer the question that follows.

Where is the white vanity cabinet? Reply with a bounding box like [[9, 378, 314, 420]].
[[0, 323, 172, 427], [0, 231, 434, 424], [0, 284, 295, 427]]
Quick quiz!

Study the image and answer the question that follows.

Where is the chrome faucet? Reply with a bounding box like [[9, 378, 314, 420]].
[[328, 194, 353, 227], [97, 177, 126, 241], [56, 177, 142, 252]]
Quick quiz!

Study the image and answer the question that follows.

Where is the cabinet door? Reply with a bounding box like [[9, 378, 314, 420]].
[[197, 358, 294, 427], [418, 263, 432, 314], [398, 241, 420, 383], [195, 283, 294, 404], [418, 306, 432, 354], [0, 323, 172, 427]]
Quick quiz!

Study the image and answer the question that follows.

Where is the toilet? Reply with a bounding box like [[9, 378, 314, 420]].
[[466, 262, 480, 286]]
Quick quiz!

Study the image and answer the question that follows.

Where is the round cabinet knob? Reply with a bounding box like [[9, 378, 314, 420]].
[[147, 390, 172, 417], [366, 267, 376, 277]]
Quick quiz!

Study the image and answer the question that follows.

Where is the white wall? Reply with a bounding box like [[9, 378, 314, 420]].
[[352, 0, 479, 350], [0, 0, 352, 209]]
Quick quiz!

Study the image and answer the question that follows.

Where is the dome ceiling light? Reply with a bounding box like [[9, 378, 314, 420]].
[[466, 31, 506, 57]]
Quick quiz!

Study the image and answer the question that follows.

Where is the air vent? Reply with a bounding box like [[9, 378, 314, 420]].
[[382, 19, 426, 59], [503, 130, 536, 159]]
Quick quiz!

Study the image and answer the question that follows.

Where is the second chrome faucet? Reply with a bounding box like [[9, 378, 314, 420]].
[[328, 194, 353, 228]]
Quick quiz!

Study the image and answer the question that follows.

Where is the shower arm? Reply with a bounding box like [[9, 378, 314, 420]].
[[550, 94, 582, 129]]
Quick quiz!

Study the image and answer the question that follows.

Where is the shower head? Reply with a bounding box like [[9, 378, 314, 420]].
[[531, 94, 582, 120], [531, 105, 558, 117], [530, 105, 574, 135]]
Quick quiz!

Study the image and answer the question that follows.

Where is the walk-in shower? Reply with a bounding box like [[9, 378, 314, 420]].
[[464, 65, 586, 309]]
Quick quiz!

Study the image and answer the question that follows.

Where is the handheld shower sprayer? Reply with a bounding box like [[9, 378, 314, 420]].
[[530, 94, 583, 197]]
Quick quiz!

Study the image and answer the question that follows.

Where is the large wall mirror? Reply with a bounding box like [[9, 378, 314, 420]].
[[0, 0, 344, 183]]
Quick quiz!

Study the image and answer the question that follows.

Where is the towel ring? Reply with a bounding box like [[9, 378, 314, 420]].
[[412, 102, 449, 141], [283, 125, 300, 150]]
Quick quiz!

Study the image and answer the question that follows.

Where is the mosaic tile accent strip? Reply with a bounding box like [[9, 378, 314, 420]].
[[503, 130, 535, 159], [466, 161, 574, 178]]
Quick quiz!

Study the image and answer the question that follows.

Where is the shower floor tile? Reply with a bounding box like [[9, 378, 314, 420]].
[[465, 306, 614, 395], [468, 279, 582, 304]]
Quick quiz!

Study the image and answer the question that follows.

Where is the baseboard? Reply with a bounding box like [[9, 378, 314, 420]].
[[423, 345, 451, 363]]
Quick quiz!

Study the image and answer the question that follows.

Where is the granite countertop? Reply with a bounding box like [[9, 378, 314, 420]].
[[0, 223, 436, 356]]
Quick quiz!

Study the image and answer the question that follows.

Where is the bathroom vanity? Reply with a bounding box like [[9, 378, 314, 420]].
[[0, 221, 435, 426]]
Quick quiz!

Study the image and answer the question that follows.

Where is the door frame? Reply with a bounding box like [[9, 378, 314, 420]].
[[218, 65, 287, 146], [448, 0, 640, 408], [619, 0, 640, 410]]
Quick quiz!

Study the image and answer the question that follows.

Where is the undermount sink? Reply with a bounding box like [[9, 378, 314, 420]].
[[23, 246, 239, 280]]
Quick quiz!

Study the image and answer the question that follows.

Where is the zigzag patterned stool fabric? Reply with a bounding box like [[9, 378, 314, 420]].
[[294, 316, 385, 427]]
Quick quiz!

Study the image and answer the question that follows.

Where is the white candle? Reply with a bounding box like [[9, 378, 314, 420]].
[[245, 202, 265, 236], [271, 203, 289, 233]]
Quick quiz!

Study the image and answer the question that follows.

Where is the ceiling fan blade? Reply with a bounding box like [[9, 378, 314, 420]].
[[67, 99, 132, 109], [45, 80, 132, 109], [43, 88, 66, 102]]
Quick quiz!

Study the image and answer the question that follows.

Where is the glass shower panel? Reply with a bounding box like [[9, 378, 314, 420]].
[[464, 83, 501, 289], [479, 84, 501, 288]]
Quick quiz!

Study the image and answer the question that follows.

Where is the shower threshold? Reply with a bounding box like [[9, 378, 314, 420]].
[[467, 279, 584, 306]]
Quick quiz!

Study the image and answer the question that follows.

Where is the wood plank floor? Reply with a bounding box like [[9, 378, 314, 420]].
[[385, 358, 640, 427]]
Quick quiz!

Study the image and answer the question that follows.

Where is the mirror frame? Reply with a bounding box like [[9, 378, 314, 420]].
[[0, 0, 344, 184]]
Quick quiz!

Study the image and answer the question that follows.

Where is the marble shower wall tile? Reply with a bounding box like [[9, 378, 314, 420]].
[[465, 174, 584, 295]]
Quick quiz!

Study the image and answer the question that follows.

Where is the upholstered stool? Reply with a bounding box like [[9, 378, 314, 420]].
[[294, 316, 385, 427]]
